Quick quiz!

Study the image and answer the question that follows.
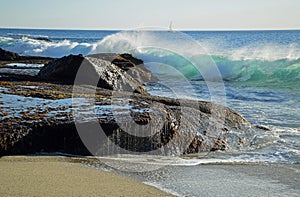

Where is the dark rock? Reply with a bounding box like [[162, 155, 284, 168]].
[[32, 37, 51, 42], [0, 48, 20, 61], [89, 53, 143, 71], [0, 51, 257, 156], [0, 120, 91, 156], [38, 54, 85, 80], [0, 81, 253, 156], [38, 53, 156, 94], [0, 48, 53, 62], [252, 125, 271, 131]]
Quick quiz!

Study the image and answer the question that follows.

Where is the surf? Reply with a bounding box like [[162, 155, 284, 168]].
[[1, 30, 300, 89], [0, 35, 95, 58]]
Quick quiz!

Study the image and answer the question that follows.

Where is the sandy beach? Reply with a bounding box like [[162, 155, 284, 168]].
[[0, 156, 171, 196]]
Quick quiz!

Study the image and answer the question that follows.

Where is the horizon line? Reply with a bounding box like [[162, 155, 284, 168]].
[[1, 26, 300, 32]]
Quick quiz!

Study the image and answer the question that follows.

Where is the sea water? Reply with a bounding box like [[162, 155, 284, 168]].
[[0, 28, 299, 164]]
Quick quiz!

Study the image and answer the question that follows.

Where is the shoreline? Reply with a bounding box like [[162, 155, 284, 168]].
[[66, 154, 300, 196], [0, 155, 172, 196], [1, 154, 299, 196], [115, 160, 300, 196]]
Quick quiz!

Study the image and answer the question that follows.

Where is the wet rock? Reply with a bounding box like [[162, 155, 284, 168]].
[[38, 54, 156, 94], [38, 54, 85, 80], [32, 37, 51, 42], [252, 125, 271, 131], [0, 48, 20, 61], [0, 47, 53, 62], [0, 53, 257, 156], [0, 81, 253, 156]]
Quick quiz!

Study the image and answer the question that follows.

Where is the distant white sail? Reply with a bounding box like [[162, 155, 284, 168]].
[[169, 21, 173, 31]]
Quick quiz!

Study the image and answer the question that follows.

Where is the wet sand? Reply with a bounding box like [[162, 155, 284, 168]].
[[135, 163, 300, 196], [0, 156, 171, 196]]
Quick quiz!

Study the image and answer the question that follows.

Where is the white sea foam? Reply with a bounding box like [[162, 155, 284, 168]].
[[91, 31, 300, 61], [228, 43, 300, 61], [1, 31, 300, 61], [6, 63, 44, 68], [0, 36, 94, 58]]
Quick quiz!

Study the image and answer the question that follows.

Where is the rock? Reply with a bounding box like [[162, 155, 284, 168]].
[[90, 53, 157, 83], [0, 48, 20, 61], [252, 125, 271, 131], [0, 81, 254, 156], [89, 53, 143, 70], [38, 54, 85, 80], [31, 37, 51, 42], [0, 48, 53, 67], [0, 52, 257, 156], [38, 54, 156, 94]]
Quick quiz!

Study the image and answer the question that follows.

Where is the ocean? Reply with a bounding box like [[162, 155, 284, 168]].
[[1, 28, 299, 195]]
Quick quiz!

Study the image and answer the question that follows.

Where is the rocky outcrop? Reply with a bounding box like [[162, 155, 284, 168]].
[[38, 54, 85, 80], [0, 47, 53, 62], [0, 48, 20, 61], [38, 53, 156, 94], [0, 80, 253, 156], [90, 53, 156, 84], [0, 50, 256, 157]]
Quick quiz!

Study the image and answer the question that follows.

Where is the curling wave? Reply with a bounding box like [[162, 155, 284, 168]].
[[1, 31, 300, 88]]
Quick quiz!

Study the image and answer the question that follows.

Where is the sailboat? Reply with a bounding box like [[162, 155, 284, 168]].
[[168, 21, 173, 32]]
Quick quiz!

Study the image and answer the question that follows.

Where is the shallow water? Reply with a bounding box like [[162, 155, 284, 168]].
[[74, 155, 300, 196], [146, 80, 300, 164]]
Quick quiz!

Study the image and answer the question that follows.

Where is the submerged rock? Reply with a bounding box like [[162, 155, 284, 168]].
[[31, 37, 51, 42]]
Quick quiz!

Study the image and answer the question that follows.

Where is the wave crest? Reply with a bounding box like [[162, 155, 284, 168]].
[[228, 43, 300, 61], [1, 31, 300, 87], [0, 35, 94, 58]]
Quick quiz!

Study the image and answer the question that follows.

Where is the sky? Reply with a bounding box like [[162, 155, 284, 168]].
[[0, 0, 300, 30]]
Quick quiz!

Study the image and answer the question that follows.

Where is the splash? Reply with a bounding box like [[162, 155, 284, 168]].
[[228, 43, 300, 61], [90, 31, 300, 87], [1, 30, 300, 87]]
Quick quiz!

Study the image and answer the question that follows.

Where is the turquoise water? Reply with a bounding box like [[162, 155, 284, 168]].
[[0, 28, 299, 164]]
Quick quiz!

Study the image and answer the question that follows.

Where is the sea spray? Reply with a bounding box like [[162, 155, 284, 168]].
[[2, 30, 299, 89]]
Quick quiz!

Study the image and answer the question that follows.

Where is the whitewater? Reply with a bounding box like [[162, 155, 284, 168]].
[[1, 29, 300, 87]]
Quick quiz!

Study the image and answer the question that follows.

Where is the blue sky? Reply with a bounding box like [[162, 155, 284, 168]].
[[0, 0, 299, 30]]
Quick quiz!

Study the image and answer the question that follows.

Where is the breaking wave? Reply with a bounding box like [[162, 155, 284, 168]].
[[1, 31, 300, 87], [0, 35, 94, 58]]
